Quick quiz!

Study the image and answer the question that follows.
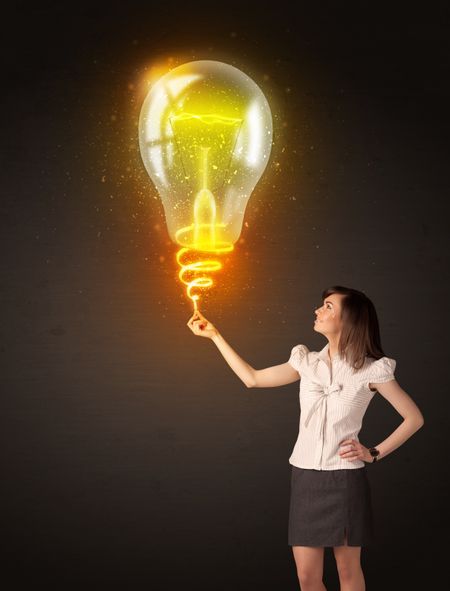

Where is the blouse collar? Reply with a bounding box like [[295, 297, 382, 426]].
[[317, 342, 343, 363]]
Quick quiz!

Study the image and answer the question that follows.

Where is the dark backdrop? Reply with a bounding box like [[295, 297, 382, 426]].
[[2, 2, 448, 589]]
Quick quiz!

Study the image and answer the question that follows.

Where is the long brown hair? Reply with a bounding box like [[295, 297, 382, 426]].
[[322, 285, 386, 370]]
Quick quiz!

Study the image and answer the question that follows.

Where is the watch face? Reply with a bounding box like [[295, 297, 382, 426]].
[[370, 448, 380, 457]]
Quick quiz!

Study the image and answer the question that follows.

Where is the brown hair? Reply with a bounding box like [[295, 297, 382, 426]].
[[321, 285, 386, 370]]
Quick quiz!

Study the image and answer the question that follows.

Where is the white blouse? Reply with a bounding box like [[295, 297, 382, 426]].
[[288, 342, 396, 470]]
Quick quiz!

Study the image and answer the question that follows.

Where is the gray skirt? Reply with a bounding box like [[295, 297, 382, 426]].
[[288, 465, 375, 547]]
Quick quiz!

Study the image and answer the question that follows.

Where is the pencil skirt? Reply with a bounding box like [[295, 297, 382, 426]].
[[288, 465, 375, 547]]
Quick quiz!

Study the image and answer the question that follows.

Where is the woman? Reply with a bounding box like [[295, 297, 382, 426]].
[[187, 285, 424, 591]]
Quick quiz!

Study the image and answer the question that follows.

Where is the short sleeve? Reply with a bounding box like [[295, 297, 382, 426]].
[[369, 356, 397, 387], [288, 344, 309, 374]]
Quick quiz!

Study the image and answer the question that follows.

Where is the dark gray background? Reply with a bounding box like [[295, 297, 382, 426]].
[[2, 2, 448, 589]]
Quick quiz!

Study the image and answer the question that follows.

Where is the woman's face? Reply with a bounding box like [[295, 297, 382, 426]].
[[313, 293, 344, 336]]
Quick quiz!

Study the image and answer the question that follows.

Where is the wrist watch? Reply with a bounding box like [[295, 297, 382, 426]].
[[369, 447, 380, 462]]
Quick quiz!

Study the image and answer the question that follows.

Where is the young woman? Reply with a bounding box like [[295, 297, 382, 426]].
[[187, 285, 424, 591]]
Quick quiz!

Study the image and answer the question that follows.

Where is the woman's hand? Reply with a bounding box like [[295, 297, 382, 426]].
[[338, 439, 373, 463], [187, 310, 218, 339]]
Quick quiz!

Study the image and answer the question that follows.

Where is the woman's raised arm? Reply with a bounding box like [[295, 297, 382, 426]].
[[187, 310, 300, 388]]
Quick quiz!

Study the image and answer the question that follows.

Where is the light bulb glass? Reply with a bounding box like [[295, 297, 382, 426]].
[[139, 60, 273, 254]]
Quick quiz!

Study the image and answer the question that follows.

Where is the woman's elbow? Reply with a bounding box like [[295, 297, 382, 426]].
[[409, 412, 424, 429], [245, 369, 257, 388]]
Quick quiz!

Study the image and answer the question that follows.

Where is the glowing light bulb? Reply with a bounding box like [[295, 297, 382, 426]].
[[139, 60, 273, 310]]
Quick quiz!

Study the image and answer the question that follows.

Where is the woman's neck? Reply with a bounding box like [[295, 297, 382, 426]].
[[327, 336, 341, 360]]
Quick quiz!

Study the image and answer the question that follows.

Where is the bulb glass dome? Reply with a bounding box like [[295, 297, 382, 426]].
[[139, 60, 273, 253]]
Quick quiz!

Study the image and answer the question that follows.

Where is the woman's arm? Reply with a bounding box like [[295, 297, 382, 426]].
[[187, 310, 300, 388], [369, 379, 425, 460], [212, 332, 300, 388]]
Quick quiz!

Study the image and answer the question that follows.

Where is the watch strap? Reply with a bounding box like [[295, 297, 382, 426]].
[[369, 447, 380, 462]]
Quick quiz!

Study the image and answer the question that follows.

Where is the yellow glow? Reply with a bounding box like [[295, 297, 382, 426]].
[[170, 112, 242, 125], [139, 60, 273, 310]]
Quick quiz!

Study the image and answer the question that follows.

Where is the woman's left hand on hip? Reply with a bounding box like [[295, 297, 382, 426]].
[[338, 439, 372, 462]]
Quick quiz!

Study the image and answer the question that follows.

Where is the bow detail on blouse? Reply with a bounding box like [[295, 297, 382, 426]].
[[304, 382, 343, 428]]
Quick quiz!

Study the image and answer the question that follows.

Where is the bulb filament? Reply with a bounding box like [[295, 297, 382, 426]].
[[176, 246, 233, 312], [174, 143, 235, 311]]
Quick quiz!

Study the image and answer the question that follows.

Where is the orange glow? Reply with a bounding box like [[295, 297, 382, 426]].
[[176, 244, 233, 312]]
